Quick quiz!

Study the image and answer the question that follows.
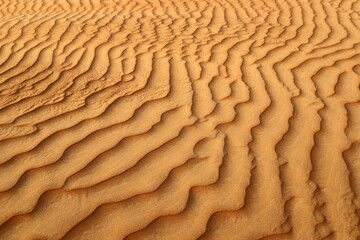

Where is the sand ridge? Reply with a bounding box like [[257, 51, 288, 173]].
[[0, 0, 359, 239]]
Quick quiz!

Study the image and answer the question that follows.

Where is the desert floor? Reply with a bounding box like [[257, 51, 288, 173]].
[[0, 0, 359, 239]]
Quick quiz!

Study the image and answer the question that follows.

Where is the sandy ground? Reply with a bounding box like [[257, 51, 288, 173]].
[[0, 0, 359, 239]]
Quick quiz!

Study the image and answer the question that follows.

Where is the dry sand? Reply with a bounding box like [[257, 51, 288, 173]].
[[0, 0, 359, 239]]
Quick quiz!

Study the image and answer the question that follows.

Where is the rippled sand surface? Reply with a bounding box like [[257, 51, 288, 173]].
[[0, 0, 359, 239]]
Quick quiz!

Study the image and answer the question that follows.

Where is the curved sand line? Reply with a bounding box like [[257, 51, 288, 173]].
[[0, 0, 359, 239]]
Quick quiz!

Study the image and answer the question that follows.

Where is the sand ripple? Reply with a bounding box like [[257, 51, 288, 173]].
[[0, 0, 359, 239]]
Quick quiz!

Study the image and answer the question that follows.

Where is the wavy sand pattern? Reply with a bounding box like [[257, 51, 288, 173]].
[[0, 0, 359, 239]]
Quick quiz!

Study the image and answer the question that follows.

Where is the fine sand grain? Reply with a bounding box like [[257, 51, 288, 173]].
[[0, 0, 359, 239]]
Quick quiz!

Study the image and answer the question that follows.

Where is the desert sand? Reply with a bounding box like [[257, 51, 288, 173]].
[[0, 0, 359, 239]]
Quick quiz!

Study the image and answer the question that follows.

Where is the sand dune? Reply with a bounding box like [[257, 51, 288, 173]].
[[0, 0, 359, 239]]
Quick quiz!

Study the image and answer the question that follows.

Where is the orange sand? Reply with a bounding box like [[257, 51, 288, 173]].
[[0, 0, 359, 239]]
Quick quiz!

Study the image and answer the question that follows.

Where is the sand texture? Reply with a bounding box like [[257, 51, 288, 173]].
[[0, 0, 359, 239]]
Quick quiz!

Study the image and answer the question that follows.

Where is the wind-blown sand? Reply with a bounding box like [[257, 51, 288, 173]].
[[0, 0, 359, 239]]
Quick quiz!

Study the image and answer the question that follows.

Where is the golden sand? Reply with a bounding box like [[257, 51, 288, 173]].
[[0, 0, 359, 239]]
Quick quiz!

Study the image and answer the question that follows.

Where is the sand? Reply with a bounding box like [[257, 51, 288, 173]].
[[0, 0, 359, 239]]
